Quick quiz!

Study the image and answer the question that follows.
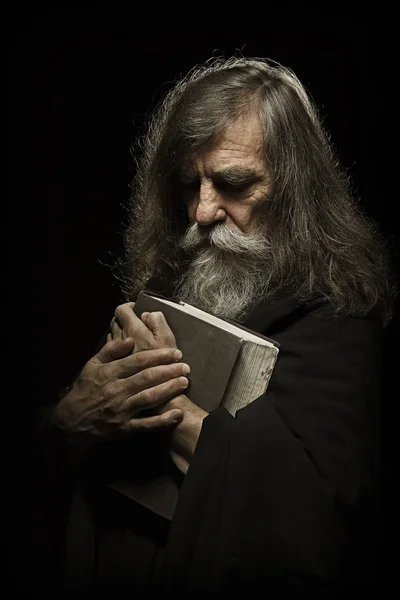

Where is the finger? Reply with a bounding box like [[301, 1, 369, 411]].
[[123, 377, 189, 413], [110, 317, 123, 340], [115, 363, 190, 402], [114, 303, 153, 345], [122, 409, 183, 433], [113, 347, 183, 378], [107, 333, 112, 342], [140, 311, 150, 325], [92, 338, 135, 365], [114, 301, 135, 313], [146, 312, 176, 346], [121, 362, 190, 394]]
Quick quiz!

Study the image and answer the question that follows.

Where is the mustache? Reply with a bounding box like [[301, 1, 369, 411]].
[[180, 222, 270, 256]]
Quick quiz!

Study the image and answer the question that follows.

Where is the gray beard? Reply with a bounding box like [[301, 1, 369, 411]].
[[173, 222, 273, 323]]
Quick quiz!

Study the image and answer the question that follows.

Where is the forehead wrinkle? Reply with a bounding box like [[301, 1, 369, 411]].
[[180, 112, 267, 178]]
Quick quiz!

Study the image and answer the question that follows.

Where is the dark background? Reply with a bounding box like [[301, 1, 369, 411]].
[[8, 5, 397, 585]]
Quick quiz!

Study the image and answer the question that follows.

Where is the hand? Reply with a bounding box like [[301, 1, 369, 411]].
[[109, 305, 208, 473], [53, 337, 191, 443], [158, 393, 208, 474], [108, 302, 177, 353]]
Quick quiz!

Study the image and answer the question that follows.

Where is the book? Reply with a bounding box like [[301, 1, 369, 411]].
[[132, 289, 280, 415], [109, 289, 280, 520]]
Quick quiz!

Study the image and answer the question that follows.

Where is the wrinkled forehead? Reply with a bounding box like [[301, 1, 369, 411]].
[[179, 112, 267, 180]]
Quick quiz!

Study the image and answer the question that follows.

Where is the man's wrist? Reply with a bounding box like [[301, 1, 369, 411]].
[[167, 395, 208, 465]]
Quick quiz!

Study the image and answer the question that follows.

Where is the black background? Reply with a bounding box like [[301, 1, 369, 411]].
[[8, 5, 397, 585]]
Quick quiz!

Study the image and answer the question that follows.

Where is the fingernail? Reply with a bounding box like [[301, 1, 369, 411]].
[[172, 411, 182, 423], [179, 377, 189, 387], [174, 350, 182, 360], [182, 364, 191, 374]]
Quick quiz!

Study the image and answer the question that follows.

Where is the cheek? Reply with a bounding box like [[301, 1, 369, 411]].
[[229, 205, 254, 229]]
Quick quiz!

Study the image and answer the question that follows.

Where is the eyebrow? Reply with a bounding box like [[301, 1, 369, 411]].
[[211, 167, 263, 186], [178, 166, 263, 186]]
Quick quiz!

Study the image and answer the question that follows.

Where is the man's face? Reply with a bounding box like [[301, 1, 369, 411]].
[[178, 111, 271, 234], [173, 111, 274, 322]]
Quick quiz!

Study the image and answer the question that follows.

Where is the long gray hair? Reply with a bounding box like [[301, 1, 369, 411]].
[[113, 56, 397, 325]]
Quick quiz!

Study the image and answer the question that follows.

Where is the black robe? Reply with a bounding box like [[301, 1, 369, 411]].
[[31, 291, 383, 597]]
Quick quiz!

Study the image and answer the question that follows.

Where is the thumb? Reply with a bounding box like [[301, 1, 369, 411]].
[[92, 337, 135, 364]]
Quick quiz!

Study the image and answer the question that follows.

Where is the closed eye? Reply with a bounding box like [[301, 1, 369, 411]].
[[179, 178, 255, 197], [216, 182, 253, 195]]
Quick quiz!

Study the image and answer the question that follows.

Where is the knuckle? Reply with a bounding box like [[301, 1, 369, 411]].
[[114, 303, 129, 319], [104, 339, 115, 354], [114, 304, 123, 314], [97, 363, 112, 384], [101, 382, 115, 403], [133, 352, 147, 369], [143, 386, 156, 404], [126, 392, 147, 412], [110, 398, 125, 416], [140, 368, 153, 385], [164, 363, 177, 378], [100, 403, 115, 418], [174, 363, 184, 377]]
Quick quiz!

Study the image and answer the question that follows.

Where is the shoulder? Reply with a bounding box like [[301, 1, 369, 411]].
[[243, 290, 384, 343]]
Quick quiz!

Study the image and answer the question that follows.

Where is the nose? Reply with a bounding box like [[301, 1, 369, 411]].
[[195, 181, 226, 226]]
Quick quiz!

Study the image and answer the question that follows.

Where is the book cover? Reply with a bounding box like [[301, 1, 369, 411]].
[[133, 290, 279, 414]]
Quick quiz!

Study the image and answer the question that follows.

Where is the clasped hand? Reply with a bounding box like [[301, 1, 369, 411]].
[[54, 305, 190, 442], [55, 301, 207, 472], [109, 303, 208, 473]]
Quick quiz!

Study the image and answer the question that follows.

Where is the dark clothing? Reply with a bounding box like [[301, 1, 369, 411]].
[[33, 291, 383, 596]]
